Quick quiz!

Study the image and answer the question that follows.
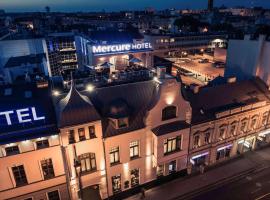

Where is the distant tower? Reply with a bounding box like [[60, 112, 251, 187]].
[[45, 6, 50, 13], [208, 0, 214, 11]]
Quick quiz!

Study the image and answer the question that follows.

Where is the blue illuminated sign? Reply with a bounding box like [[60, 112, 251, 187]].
[[92, 42, 152, 55], [0, 107, 45, 126]]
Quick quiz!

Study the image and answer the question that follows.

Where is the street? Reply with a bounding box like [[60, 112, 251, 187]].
[[191, 167, 270, 200]]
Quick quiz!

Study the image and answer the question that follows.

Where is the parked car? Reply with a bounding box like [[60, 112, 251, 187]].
[[198, 58, 209, 63]]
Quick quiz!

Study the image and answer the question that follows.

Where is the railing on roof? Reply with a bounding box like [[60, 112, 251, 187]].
[[67, 68, 155, 89]]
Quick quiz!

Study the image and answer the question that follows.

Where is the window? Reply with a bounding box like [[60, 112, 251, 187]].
[[78, 153, 96, 173], [218, 126, 226, 140], [193, 135, 200, 148], [88, 126, 96, 139], [204, 132, 210, 144], [36, 139, 49, 149], [130, 169, 140, 187], [41, 159, 55, 179], [130, 141, 139, 159], [250, 117, 257, 130], [157, 165, 164, 177], [240, 119, 248, 133], [110, 147, 120, 165], [12, 165, 27, 186], [262, 112, 269, 126], [5, 145, 20, 156], [68, 130, 75, 144], [117, 118, 128, 128], [78, 128, 86, 141], [216, 147, 231, 160], [112, 175, 121, 194], [164, 136, 181, 154], [229, 122, 237, 136], [47, 190, 60, 200], [168, 160, 177, 174], [162, 106, 177, 121]]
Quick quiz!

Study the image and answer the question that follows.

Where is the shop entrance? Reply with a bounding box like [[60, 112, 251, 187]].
[[237, 137, 254, 154]]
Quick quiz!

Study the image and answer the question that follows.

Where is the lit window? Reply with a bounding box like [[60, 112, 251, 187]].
[[112, 175, 121, 194], [164, 136, 181, 155], [219, 126, 226, 140], [130, 141, 139, 159], [110, 147, 120, 165], [78, 153, 96, 173], [130, 169, 140, 187], [162, 106, 177, 121]]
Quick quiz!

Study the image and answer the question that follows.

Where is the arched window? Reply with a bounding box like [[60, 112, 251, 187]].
[[162, 106, 177, 121]]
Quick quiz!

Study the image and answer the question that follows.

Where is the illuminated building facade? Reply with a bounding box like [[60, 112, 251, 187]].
[[75, 31, 154, 72]]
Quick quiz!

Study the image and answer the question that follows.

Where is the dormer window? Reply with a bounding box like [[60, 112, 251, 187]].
[[117, 118, 129, 129], [162, 106, 177, 121]]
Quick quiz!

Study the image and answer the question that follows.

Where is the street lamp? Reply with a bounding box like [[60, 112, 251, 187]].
[[74, 158, 83, 200]]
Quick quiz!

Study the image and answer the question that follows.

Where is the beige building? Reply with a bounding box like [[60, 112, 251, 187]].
[[0, 85, 69, 200], [187, 78, 270, 171]]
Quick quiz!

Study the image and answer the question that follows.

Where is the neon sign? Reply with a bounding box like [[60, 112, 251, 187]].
[[92, 42, 152, 55], [0, 107, 45, 126]]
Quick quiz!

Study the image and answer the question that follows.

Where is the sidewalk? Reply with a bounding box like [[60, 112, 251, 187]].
[[125, 148, 270, 200]]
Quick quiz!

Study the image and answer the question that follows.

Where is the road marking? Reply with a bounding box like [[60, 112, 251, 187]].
[[255, 193, 270, 200]]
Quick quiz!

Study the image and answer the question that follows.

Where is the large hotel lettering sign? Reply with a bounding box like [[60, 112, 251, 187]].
[[0, 107, 45, 126], [92, 42, 152, 55]]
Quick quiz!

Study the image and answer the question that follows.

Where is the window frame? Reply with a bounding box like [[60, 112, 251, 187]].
[[41, 158, 55, 180], [130, 141, 140, 159], [12, 165, 28, 187], [164, 136, 181, 155], [162, 106, 177, 121], [78, 153, 97, 173], [110, 147, 120, 165]]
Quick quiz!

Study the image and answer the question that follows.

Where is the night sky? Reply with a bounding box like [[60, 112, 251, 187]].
[[1, 0, 270, 12]]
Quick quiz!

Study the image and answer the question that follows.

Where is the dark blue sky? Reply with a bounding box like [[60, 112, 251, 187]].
[[1, 0, 270, 12]]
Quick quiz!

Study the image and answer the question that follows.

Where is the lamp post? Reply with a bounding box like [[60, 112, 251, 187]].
[[74, 158, 83, 200]]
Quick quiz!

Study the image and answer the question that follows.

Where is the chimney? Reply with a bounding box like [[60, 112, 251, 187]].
[[156, 66, 166, 79]]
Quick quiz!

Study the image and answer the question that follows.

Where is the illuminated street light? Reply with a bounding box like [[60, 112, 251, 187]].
[[86, 84, 94, 92], [53, 90, 60, 96]]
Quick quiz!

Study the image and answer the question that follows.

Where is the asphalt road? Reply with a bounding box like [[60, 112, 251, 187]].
[[191, 167, 270, 200]]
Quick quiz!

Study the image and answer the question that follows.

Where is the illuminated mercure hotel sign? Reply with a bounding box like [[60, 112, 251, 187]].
[[92, 42, 152, 55], [0, 107, 45, 126]]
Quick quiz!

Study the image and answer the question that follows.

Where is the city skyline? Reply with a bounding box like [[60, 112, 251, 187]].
[[1, 0, 270, 12]]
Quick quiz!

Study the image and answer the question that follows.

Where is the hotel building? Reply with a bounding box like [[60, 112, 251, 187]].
[[0, 83, 69, 200], [75, 31, 154, 71]]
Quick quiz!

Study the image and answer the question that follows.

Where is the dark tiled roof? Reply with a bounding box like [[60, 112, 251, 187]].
[[0, 84, 58, 144], [187, 78, 270, 124], [56, 84, 101, 128], [4, 53, 46, 68], [86, 80, 160, 138], [152, 120, 190, 136]]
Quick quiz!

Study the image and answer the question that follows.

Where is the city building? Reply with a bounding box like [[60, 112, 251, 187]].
[[0, 83, 69, 200], [144, 33, 227, 58], [225, 35, 270, 87], [46, 33, 78, 77], [208, 0, 214, 11], [187, 77, 270, 171], [52, 67, 192, 198], [75, 30, 154, 72]]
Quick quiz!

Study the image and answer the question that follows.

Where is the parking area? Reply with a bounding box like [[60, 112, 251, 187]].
[[169, 55, 225, 86]]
